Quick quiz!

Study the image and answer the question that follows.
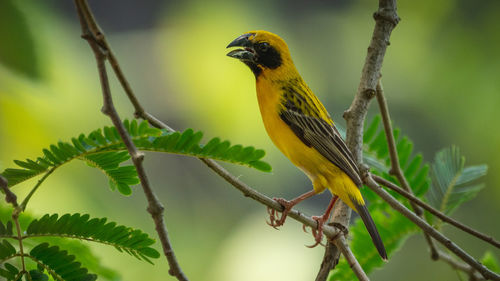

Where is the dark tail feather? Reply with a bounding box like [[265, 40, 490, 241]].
[[353, 200, 387, 260]]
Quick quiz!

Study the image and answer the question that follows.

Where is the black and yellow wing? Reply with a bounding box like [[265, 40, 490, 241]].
[[278, 84, 363, 187]]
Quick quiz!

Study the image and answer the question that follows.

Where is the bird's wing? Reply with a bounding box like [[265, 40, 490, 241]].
[[280, 108, 363, 187]]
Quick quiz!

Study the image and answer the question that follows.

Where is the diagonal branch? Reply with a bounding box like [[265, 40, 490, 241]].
[[364, 173, 500, 281], [373, 175, 500, 248], [334, 235, 370, 281], [374, 80, 499, 279], [436, 250, 485, 281], [374, 80, 439, 259], [73, 1, 188, 280]]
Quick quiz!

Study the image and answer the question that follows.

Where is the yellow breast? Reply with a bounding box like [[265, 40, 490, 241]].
[[256, 78, 324, 182]]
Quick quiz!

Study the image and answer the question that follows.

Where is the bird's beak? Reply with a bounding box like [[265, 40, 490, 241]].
[[226, 33, 256, 61]]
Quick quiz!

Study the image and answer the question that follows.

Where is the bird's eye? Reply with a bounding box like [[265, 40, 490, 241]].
[[258, 42, 270, 52]]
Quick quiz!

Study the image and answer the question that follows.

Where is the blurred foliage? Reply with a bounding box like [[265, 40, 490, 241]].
[[331, 116, 489, 280], [0, 0, 499, 280], [427, 146, 488, 223], [481, 251, 500, 274], [0, 0, 40, 79]]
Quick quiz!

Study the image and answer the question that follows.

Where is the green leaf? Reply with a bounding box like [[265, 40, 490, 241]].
[[28, 270, 48, 281], [0, 219, 14, 237], [0, 120, 272, 195], [0, 0, 40, 79], [26, 213, 159, 263], [249, 161, 272, 173], [34, 236, 120, 280], [82, 152, 138, 195], [0, 265, 17, 280], [4, 263, 18, 275], [481, 251, 500, 273], [0, 262, 19, 280], [0, 239, 17, 260], [427, 146, 487, 217], [28, 243, 97, 281], [363, 115, 381, 144]]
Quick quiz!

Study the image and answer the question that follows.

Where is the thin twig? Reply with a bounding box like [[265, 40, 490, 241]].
[[316, 0, 401, 278], [13, 213, 26, 274], [73, 1, 188, 280], [334, 235, 370, 281], [20, 167, 56, 211], [436, 250, 485, 281], [373, 175, 500, 249], [1, 175, 26, 275], [364, 174, 500, 281], [200, 159, 342, 238], [374, 80, 439, 259]]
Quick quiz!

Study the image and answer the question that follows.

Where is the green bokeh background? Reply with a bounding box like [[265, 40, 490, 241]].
[[1, 0, 499, 280]]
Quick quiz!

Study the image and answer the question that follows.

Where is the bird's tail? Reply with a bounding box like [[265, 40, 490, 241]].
[[352, 199, 387, 260]]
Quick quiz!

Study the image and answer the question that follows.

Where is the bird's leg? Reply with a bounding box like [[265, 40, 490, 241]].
[[267, 189, 316, 228], [306, 195, 339, 248]]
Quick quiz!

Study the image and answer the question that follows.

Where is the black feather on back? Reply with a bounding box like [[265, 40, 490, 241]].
[[278, 82, 363, 187]]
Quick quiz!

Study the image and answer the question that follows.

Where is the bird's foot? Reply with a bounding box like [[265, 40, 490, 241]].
[[305, 215, 328, 248], [267, 198, 294, 229]]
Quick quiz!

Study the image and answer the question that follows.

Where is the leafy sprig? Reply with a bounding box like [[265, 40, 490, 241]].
[[0, 212, 161, 280], [26, 213, 160, 263], [1, 120, 272, 196], [329, 116, 488, 281]]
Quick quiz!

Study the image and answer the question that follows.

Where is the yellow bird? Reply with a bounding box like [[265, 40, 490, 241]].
[[227, 30, 387, 259]]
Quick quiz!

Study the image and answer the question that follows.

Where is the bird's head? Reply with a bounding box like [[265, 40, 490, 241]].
[[226, 30, 294, 77]]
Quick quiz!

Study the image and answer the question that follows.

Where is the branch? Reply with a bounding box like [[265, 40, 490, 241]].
[[343, 0, 400, 163], [20, 167, 56, 211], [374, 80, 439, 259], [436, 250, 485, 281], [316, 201, 351, 281], [0, 175, 17, 207], [317, 0, 401, 278], [364, 174, 500, 281], [73, 1, 188, 280], [200, 159, 342, 238], [0, 175, 26, 275], [373, 175, 500, 249], [334, 235, 370, 281]]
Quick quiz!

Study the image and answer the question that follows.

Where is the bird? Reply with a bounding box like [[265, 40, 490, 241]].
[[226, 30, 387, 259]]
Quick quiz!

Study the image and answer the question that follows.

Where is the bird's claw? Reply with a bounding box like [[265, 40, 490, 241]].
[[304, 215, 327, 248], [266, 198, 293, 229]]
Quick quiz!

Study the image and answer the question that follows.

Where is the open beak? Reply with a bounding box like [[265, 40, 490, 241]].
[[226, 33, 256, 61]]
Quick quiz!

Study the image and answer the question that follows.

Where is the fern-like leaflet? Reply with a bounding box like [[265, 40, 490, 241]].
[[0, 212, 161, 280], [1, 120, 272, 195]]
